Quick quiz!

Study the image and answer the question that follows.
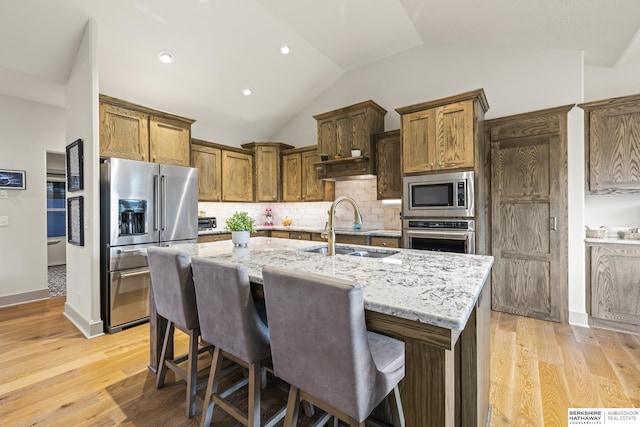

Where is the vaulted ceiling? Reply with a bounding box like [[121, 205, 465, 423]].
[[2, 0, 640, 140]]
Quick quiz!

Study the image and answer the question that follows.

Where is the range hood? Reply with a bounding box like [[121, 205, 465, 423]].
[[315, 156, 376, 181]]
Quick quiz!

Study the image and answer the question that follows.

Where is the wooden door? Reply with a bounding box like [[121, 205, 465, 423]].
[[282, 153, 301, 202], [301, 149, 323, 201], [488, 106, 570, 322], [254, 145, 280, 202], [402, 109, 436, 173], [376, 130, 401, 199], [221, 150, 253, 202], [149, 116, 191, 166], [190, 144, 221, 201], [335, 115, 351, 156], [99, 103, 149, 161], [435, 100, 474, 170], [350, 110, 369, 154]]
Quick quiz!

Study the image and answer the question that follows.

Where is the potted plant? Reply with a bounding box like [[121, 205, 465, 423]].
[[320, 153, 329, 161], [334, 152, 342, 159], [350, 148, 362, 157], [224, 211, 256, 247]]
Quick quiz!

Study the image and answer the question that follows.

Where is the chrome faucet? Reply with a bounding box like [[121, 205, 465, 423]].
[[322, 196, 363, 256]]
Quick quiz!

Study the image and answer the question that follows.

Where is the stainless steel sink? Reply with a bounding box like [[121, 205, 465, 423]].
[[299, 245, 398, 258]]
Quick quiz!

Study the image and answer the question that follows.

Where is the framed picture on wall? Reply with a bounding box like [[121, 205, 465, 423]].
[[66, 138, 83, 192], [67, 196, 84, 246], [0, 169, 26, 190]]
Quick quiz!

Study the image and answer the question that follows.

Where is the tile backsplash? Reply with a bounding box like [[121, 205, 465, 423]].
[[199, 178, 401, 231]]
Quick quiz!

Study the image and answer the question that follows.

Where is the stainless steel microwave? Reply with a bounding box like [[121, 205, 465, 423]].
[[403, 171, 474, 218]]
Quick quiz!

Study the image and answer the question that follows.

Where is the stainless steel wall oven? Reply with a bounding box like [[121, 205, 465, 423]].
[[403, 219, 475, 254]]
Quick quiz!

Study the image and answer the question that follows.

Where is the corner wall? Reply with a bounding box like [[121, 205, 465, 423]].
[[0, 96, 65, 306], [64, 19, 103, 338]]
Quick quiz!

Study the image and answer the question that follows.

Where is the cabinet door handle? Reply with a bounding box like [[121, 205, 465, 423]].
[[550, 216, 557, 231]]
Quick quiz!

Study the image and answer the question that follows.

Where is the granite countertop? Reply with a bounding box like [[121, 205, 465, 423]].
[[199, 226, 401, 238], [191, 236, 494, 331]]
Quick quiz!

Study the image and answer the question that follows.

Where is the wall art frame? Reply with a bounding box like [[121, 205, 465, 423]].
[[0, 169, 26, 190], [66, 138, 83, 192], [67, 195, 84, 246]]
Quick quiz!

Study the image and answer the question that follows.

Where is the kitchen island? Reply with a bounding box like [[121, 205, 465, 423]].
[[149, 237, 494, 426]]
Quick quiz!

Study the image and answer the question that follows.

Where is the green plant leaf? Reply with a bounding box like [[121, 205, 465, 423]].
[[224, 211, 256, 232]]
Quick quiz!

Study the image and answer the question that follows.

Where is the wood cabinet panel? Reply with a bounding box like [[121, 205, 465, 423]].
[[255, 145, 280, 201], [270, 230, 290, 239], [370, 236, 400, 248], [375, 130, 401, 199], [498, 138, 550, 197], [436, 100, 474, 169], [221, 151, 253, 202], [197, 233, 231, 243], [149, 116, 191, 166], [336, 234, 369, 245], [282, 153, 302, 202], [318, 120, 337, 158], [99, 103, 149, 161], [590, 245, 640, 329], [580, 94, 640, 194], [401, 109, 436, 173], [289, 231, 311, 241], [301, 149, 324, 201], [191, 144, 221, 202]]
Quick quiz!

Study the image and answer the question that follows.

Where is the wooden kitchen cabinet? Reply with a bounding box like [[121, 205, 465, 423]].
[[313, 100, 386, 178], [242, 142, 293, 202], [587, 243, 640, 334], [396, 90, 488, 174], [370, 236, 400, 248], [197, 233, 231, 243], [282, 146, 334, 202], [579, 93, 640, 194], [99, 95, 194, 166], [221, 149, 254, 202], [270, 230, 290, 239], [191, 142, 222, 201], [375, 130, 402, 199], [335, 234, 369, 245]]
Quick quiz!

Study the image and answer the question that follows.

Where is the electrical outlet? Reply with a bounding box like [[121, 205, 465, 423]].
[[0, 216, 8, 226], [0, 190, 7, 199]]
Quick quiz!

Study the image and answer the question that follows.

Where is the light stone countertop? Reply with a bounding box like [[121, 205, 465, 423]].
[[193, 236, 494, 331], [199, 226, 401, 238], [585, 237, 640, 245]]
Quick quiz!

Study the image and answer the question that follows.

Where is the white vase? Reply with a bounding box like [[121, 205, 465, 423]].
[[231, 231, 250, 247], [351, 149, 361, 157]]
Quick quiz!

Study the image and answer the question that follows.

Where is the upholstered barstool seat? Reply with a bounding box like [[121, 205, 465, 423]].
[[191, 257, 286, 427], [147, 247, 213, 418], [262, 267, 406, 427]]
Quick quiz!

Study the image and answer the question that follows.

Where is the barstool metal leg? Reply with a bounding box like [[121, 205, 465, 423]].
[[388, 385, 405, 427]]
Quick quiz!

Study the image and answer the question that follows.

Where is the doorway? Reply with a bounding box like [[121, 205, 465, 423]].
[[46, 152, 66, 297]]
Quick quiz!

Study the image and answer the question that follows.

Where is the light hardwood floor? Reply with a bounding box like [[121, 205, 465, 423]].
[[1, 297, 638, 426]]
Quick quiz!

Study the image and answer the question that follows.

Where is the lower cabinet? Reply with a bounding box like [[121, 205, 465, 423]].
[[588, 243, 640, 333], [198, 233, 231, 243], [370, 236, 401, 248], [335, 234, 369, 245], [271, 230, 290, 239]]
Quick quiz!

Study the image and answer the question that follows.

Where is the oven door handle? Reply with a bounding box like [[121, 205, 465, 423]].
[[118, 269, 150, 279], [405, 231, 471, 240]]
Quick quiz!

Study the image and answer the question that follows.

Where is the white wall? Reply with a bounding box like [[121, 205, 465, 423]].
[[64, 19, 103, 338], [274, 44, 589, 324], [0, 95, 65, 306]]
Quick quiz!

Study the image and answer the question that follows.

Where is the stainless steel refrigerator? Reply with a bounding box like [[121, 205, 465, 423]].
[[100, 158, 198, 333]]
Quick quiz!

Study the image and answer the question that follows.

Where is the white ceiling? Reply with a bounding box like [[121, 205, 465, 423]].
[[2, 0, 640, 140]]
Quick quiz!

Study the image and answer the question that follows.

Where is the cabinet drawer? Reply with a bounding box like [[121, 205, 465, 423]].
[[336, 234, 369, 245], [198, 233, 231, 243], [251, 231, 268, 237], [311, 233, 326, 242], [370, 236, 400, 248], [271, 230, 290, 239], [289, 231, 311, 241]]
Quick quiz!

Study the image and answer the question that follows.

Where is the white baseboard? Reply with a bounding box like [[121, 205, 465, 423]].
[[0, 288, 50, 308], [569, 310, 589, 327], [64, 302, 104, 339]]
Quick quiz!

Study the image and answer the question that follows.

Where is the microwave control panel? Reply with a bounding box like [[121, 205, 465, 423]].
[[457, 182, 466, 207]]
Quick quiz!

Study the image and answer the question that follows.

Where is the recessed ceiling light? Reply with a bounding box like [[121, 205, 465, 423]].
[[157, 51, 173, 64], [280, 44, 291, 55], [242, 88, 252, 96]]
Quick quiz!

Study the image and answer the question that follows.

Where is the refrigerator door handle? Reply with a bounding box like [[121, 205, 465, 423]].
[[153, 174, 159, 231], [161, 174, 167, 231]]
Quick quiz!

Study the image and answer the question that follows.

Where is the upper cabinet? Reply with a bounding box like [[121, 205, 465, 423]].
[[313, 100, 386, 179], [282, 146, 334, 202], [375, 129, 401, 199], [396, 89, 489, 174], [241, 142, 293, 202], [99, 95, 194, 166], [191, 139, 253, 202], [579, 93, 640, 194]]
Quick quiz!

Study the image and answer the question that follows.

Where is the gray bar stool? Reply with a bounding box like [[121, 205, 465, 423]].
[[147, 247, 213, 418], [262, 267, 406, 427], [191, 257, 286, 427]]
